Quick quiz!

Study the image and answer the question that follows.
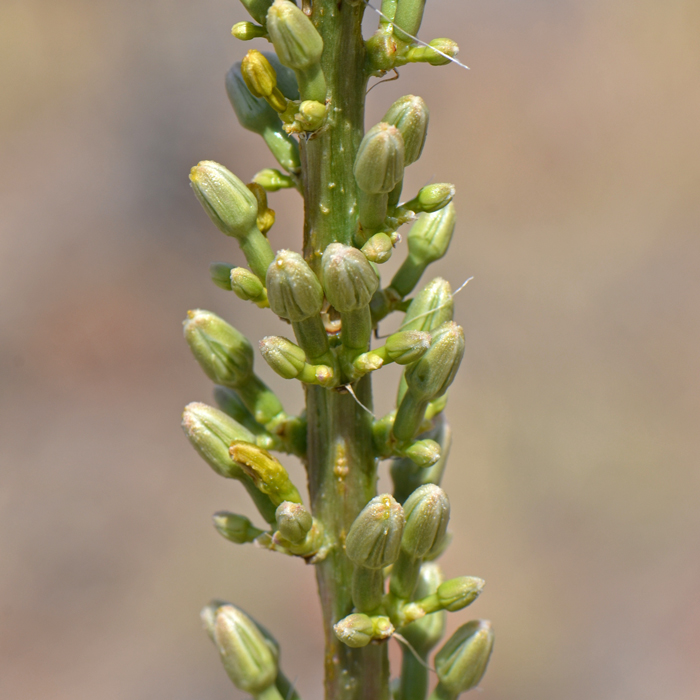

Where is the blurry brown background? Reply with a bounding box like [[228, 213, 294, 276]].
[[1, 1, 699, 698]]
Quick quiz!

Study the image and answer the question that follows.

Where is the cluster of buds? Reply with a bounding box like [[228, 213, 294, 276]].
[[181, 1, 492, 698]]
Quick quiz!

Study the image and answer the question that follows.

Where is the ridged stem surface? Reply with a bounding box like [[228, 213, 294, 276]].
[[301, 3, 388, 699]]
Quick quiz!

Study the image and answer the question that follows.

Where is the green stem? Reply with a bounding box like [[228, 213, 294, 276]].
[[398, 646, 429, 700], [301, 3, 391, 700], [256, 683, 285, 700]]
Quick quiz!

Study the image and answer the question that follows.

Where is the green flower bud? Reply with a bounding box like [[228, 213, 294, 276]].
[[275, 501, 313, 543], [346, 494, 405, 569], [230, 267, 268, 306], [366, 30, 399, 73], [230, 441, 302, 506], [259, 335, 334, 386], [407, 203, 456, 265], [232, 21, 267, 41], [189, 161, 258, 240], [213, 511, 265, 544], [400, 277, 454, 333], [393, 0, 426, 42], [260, 336, 306, 379], [266, 249, 324, 321], [406, 38, 459, 67], [182, 402, 254, 479], [403, 321, 464, 402], [361, 232, 394, 264], [382, 95, 429, 166], [211, 604, 278, 694], [239, 0, 275, 26], [401, 484, 450, 559], [401, 438, 441, 468], [384, 330, 431, 364], [267, 0, 326, 101], [184, 310, 254, 387], [210, 262, 235, 290], [267, 0, 323, 70], [334, 614, 394, 648], [434, 621, 494, 697], [322, 243, 379, 312], [403, 183, 455, 214], [354, 122, 405, 194], [436, 577, 485, 613], [253, 168, 296, 191]]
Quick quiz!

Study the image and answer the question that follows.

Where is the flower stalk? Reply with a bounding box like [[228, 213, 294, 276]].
[[181, 3, 494, 700]]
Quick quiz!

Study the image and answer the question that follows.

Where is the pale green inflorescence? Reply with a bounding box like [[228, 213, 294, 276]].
[[182, 2, 493, 700]]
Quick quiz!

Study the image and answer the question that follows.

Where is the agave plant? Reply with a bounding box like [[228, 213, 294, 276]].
[[182, 2, 493, 699]]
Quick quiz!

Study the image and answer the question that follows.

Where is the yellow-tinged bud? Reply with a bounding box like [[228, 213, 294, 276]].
[[295, 100, 327, 131], [230, 441, 302, 506], [346, 494, 405, 569], [362, 232, 394, 263], [334, 613, 395, 648], [253, 168, 296, 191], [242, 50, 278, 98], [232, 21, 267, 41]]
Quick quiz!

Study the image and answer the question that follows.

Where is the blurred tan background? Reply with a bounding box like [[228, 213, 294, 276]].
[[1, 1, 699, 698]]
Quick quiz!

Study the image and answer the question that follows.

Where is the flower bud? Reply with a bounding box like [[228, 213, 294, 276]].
[[189, 161, 258, 240], [382, 95, 429, 166], [407, 203, 456, 265], [436, 577, 485, 613], [239, 0, 275, 26], [267, 0, 324, 71], [231, 21, 267, 41], [295, 100, 327, 131], [384, 330, 431, 365], [403, 183, 455, 214], [253, 168, 296, 191], [241, 50, 277, 98], [434, 621, 494, 696], [365, 30, 399, 73], [259, 336, 306, 379], [407, 38, 459, 66], [402, 438, 441, 467], [275, 501, 313, 543], [404, 321, 465, 402], [354, 122, 405, 194], [400, 277, 454, 333], [230, 267, 268, 305], [210, 262, 235, 290], [321, 243, 379, 312], [334, 614, 394, 648], [184, 310, 254, 387], [213, 511, 265, 544], [361, 232, 394, 263], [212, 604, 278, 694], [402, 484, 450, 559], [266, 249, 324, 322], [345, 494, 405, 569], [230, 441, 302, 506], [182, 402, 254, 479]]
